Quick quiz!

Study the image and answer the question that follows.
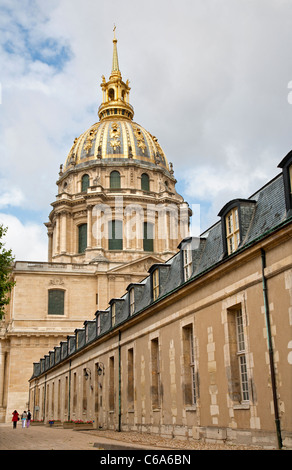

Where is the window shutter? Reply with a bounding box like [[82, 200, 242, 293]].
[[110, 171, 121, 189], [48, 290, 65, 315], [78, 224, 87, 253], [81, 174, 90, 192], [141, 173, 150, 191]]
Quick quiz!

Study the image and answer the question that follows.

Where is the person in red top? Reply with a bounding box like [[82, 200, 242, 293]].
[[12, 410, 19, 429]]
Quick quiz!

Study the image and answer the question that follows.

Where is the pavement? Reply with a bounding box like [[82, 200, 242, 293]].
[[0, 423, 172, 451], [0, 422, 266, 451]]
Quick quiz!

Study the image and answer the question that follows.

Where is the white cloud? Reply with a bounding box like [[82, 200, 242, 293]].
[[0, 184, 25, 208], [0, 213, 47, 261]]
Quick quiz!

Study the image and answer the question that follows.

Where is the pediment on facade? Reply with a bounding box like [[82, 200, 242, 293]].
[[108, 255, 164, 275]]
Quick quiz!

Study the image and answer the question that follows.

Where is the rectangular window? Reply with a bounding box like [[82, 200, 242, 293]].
[[152, 269, 159, 301], [78, 223, 87, 253], [57, 379, 61, 420], [143, 222, 154, 252], [151, 337, 160, 409], [83, 369, 87, 411], [183, 245, 192, 281], [226, 208, 240, 254], [73, 372, 77, 414], [48, 290, 65, 315], [182, 324, 196, 405], [109, 356, 115, 411], [236, 309, 249, 402], [129, 289, 135, 315], [108, 220, 123, 250], [127, 348, 134, 407], [227, 306, 250, 403]]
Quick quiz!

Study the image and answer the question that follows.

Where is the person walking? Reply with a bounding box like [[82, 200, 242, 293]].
[[26, 410, 31, 428], [12, 410, 19, 429], [21, 411, 27, 428]]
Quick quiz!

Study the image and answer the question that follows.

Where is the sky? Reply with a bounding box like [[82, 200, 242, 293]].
[[1, 0, 292, 261]]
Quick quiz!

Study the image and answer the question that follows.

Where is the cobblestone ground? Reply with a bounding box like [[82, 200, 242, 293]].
[[0, 423, 266, 451], [90, 429, 265, 450]]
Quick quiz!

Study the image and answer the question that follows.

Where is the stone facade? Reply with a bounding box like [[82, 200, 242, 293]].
[[29, 157, 292, 449]]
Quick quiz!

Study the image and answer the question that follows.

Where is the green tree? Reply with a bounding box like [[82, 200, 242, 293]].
[[0, 224, 15, 320]]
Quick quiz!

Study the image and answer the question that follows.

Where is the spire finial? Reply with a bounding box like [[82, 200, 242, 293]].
[[112, 24, 119, 73]]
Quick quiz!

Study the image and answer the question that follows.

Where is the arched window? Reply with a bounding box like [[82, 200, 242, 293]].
[[110, 171, 121, 189], [141, 173, 150, 191], [108, 220, 123, 250], [81, 174, 90, 192], [108, 88, 115, 101], [78, 224, 87, 253]]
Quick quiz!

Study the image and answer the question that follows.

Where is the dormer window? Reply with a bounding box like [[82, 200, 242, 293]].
[[152, 269, 160, 301], [129, 288, 135, 315], [226, 207, 240, 255], [218, 199, 256, 257], [183, 243, 192, 281], [111, 302, 116, 327], [96, 314, 101, 336]]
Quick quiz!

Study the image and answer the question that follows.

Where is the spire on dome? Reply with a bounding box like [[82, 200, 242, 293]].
[[98, 29, 134, 121], [112, 25, 120, 74]]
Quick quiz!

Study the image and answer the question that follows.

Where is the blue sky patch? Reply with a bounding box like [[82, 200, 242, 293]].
[[1, 10, 72, 73]]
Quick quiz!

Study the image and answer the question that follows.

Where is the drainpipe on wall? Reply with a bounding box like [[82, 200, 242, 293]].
[[261, 248, 283, 449], [118, 330, 121, 432]]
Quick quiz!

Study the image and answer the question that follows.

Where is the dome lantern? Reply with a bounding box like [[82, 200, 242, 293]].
[[98, 28, 134, 121]]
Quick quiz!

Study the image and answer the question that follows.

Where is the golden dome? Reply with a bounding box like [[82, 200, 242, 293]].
[[63, 31, 169, 173], [64, 119, 168, 171]]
